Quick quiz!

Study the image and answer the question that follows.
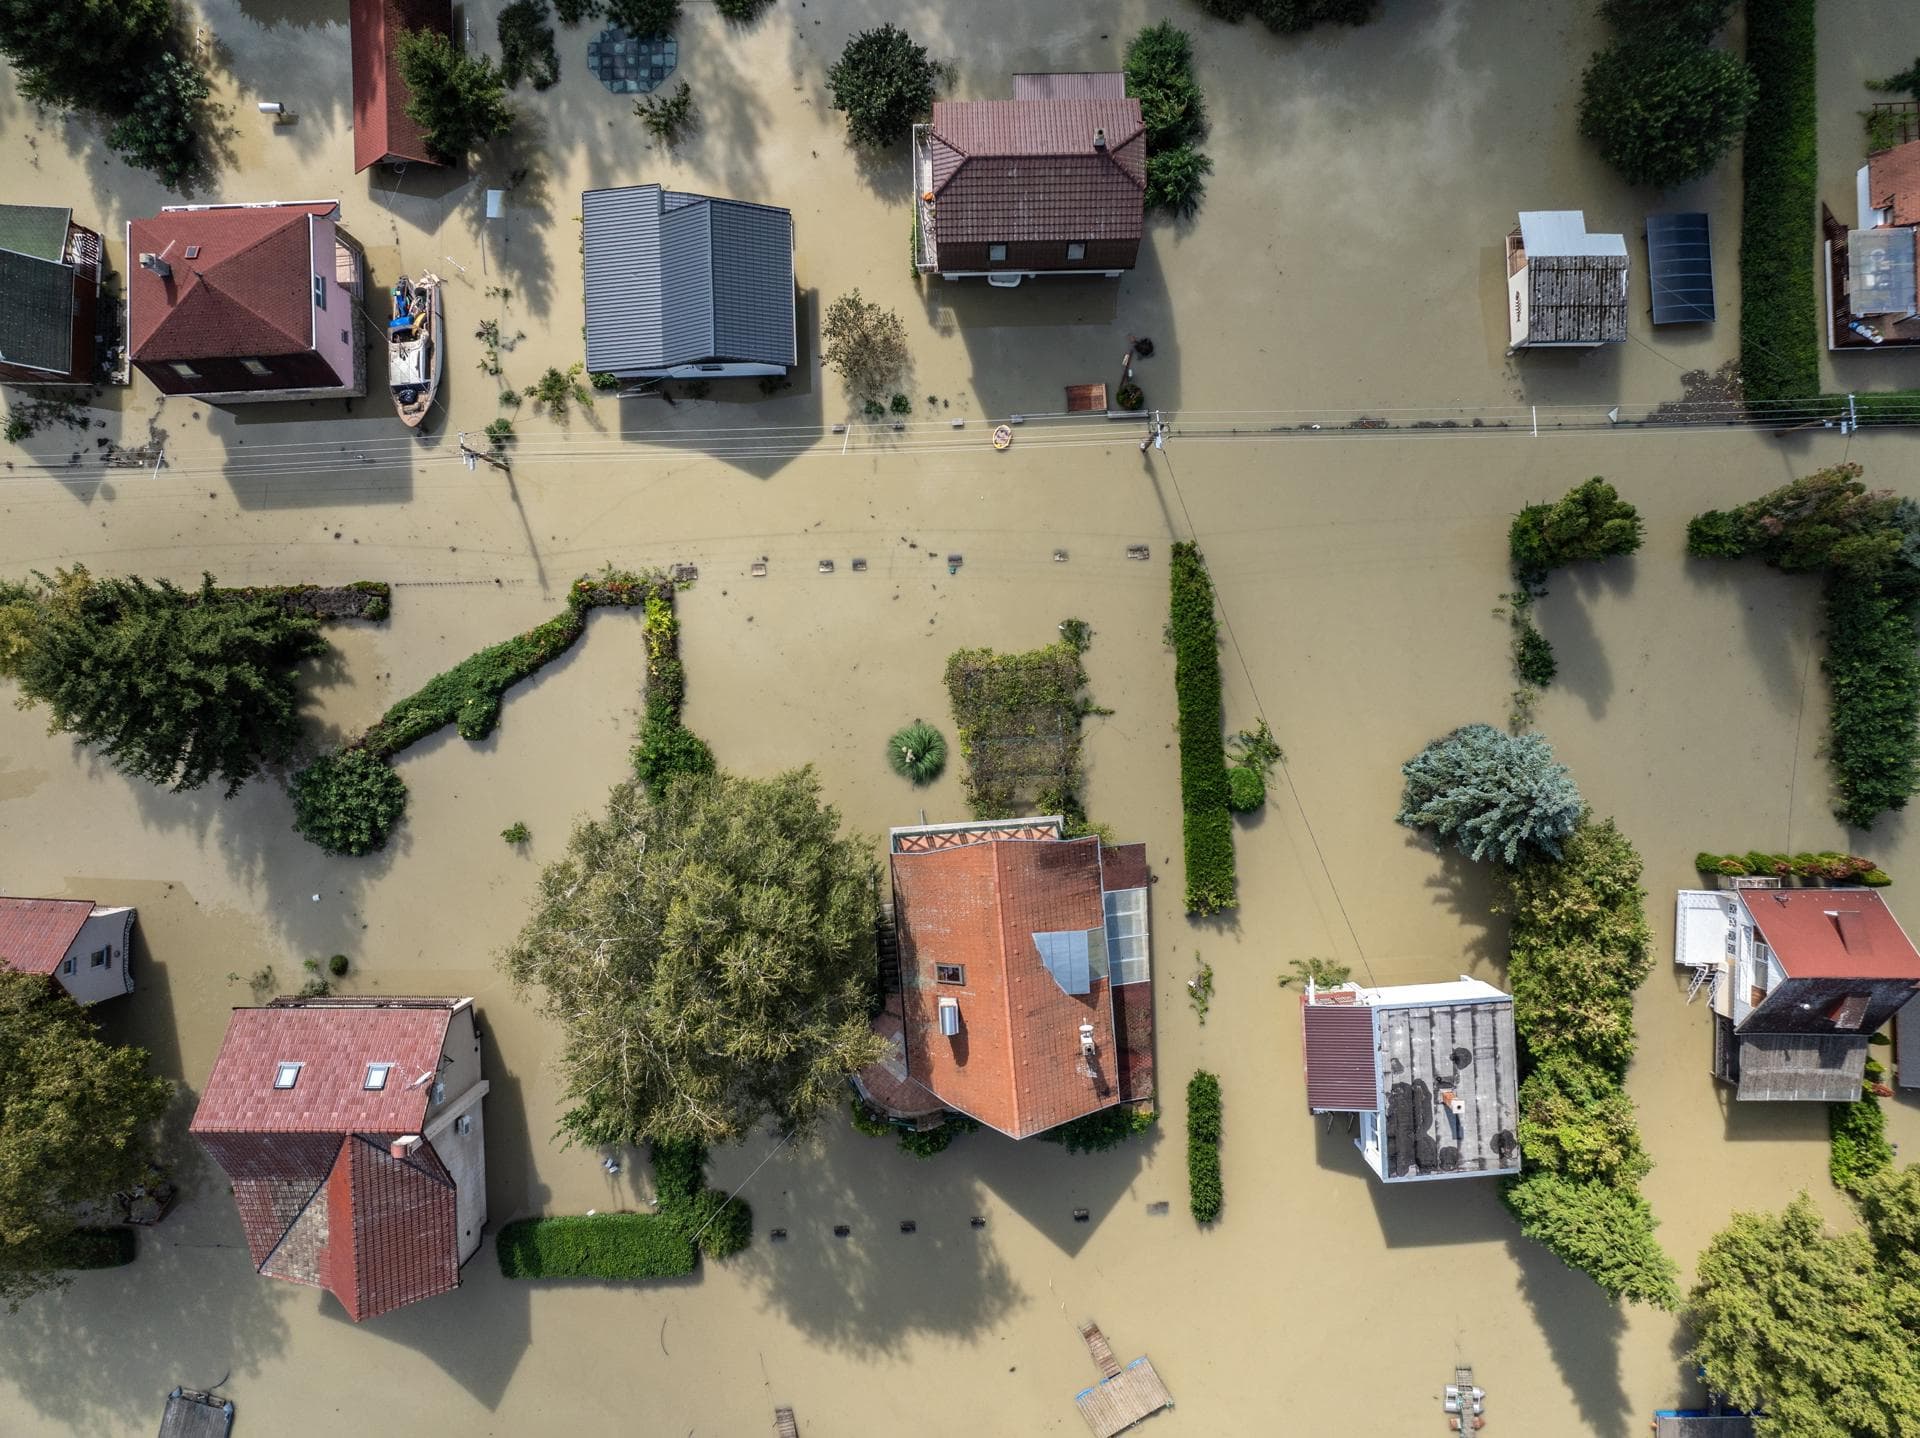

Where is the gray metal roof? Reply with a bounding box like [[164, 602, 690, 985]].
[[1734, 1033, 1869, 1101], [1655, 1416, 1756, 1438], [1377, 998, 1520, 1178], [0, 246, 75, 375], [1518, 210, 1627, 258], [582, 184, 795, 375], [0, 204, 70, 262]]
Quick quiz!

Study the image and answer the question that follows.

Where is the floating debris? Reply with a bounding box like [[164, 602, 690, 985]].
[[899, 1220, 916, 1234], [750, 561, 768, 578], [818, 559, 835, 574], [1053, 549, 1069, 563], [671, 563, 698, 583], [851, 557, 868, 572], [1126, 544, 1150, 561]]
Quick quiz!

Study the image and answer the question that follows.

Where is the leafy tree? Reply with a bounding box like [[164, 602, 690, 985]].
[[500, 767, 887, 1146], [1579, 39, 1757, 188], [1517, 1053, 1650, 1186], [634, 80, 695, 144], [1509, 477, 1645, 583], [1856, 1164, 1920, 1334], [1125, 22, 1205, 149], [605, 0, 677, 37], [1502, 1172, 1679, 1307], [821, 290, 909, 400], [290, 748, 409, 856], [1396, 723, 1583, 865], [394, 28, 513, 165], [826, 23, 937, 149], [1829, 1093, 1894, 1194], [1687, 463, 1919, 587], [0, 567, 326, 797], [0, 0, 171, 112], [1599, 0, 1734, 42], [498, 0, 559, 91], [0, 972, 172, 1310], [105, 50, 208, 189], [1689, 1194, 1920, 1436], [1145, 146, 1213, 218]]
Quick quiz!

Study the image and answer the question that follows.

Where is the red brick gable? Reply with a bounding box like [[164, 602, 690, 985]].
[[326, 1136, 459, 1321], [127, 204, 335, 363], [0, 897, 91, 975]]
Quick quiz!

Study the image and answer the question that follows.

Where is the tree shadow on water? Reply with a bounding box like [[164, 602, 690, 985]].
[[1507, 1231, 1633, 1435]]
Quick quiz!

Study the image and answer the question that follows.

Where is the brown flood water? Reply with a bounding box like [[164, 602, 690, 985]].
[[3, 0, 1920, 1433]]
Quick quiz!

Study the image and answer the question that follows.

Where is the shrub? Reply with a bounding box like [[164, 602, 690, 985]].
[[1579, 39, 1755, 188], [496, 1213, 696, 1279], [826, 24, 937, 148], [634, 80, 694, 143], [1396, 724, 1584, 866], [887, 720, 947, 785], [327, 954, 350, 978], [1823, 575, 1920, 829], [1865, 868, 1893, 886], [498, 0, 560, 90], [1125, 23, 1205, 149], [531, 363, 593, 420], [1518, 1053, 1652, 1186], [485, 417, 514, 447], [1145, 144, 1214, 218], [1187, 1071, 1222, 1222], [502, 820, 531, 844], [105, 52, 209, 189], [1230, 719, 1284, 775], [848, 1098, 893, 1138], [897, 1114, 977, 1158], [1739, 0, 1820, 406], [669, 1186, 752, 1257], [1514, 624, 1557, 688], [1169, 543, 1236, 913], [605, 0, 678, 36], [1115, 381, 1145, 410], [632, 718, 715, 795], [1501, 1172, 1679, 1307], [1508, 478, 1645, 583], [1829, 1095, 1894, 1193], [290, 750, 409, 856], [589, 371, 620, 391], [889, 392, 911, 416], [1278, 956, 1352, 990], [1038, 1106, 1157, 1153], [1226, 765, 1265, 814], [944, 633, 1097, 819]]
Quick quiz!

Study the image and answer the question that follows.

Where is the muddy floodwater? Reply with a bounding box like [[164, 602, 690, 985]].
[[4, 0, 1920, 1434]]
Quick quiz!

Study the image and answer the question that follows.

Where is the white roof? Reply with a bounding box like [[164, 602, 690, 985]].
[[1518, 210, 1627, 258], [1676, 889, 1739, 969], [1335, 975, 1509, 1008]]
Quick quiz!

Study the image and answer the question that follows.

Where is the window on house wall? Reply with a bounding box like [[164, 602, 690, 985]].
[[169, 362, 199, 380], [61, 957, 76, 976], [274, 1062, 303, 1090], [455, 1114, 473, 1137], [1066, 243, 1086, 261], [431, 1081, 446, 1105], [989, 244, 1007, 262], [90, 948, 109, 968], [240, 358, 271, 377], [312, 276, 326, 309], [935, 963, 966, 985], [364, 1063, 393, 1090]]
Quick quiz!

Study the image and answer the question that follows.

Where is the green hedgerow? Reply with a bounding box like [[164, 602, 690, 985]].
[[1187, 1071, 1222, 1223], [290, 749, 409, 856], [1169, 543, 1236, 913], [496, 1213, 696, 1279], [1738, 0, 1820, 406], [1830, 1094, 1894, 1194], [1515, 623, 1558, 688], [887, 720, 947, 785]]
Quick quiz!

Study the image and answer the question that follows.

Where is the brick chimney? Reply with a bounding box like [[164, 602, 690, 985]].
[[389, 1134, 422, 1160]]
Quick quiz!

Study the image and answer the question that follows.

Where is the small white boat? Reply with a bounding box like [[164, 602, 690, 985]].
[[388, 272, 442, 429]]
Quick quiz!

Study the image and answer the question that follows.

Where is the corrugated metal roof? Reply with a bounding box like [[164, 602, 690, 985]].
[[1302, 1000, 1377, 1111], [0, 247, 77, 374]]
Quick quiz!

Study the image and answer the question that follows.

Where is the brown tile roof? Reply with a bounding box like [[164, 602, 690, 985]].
[[1012, 73, 1127, 101], [191, 1003, 449, 1134], [1111, 981, 1155, 1103], [1100, 842, 1149, 894], [325, 1136, 459, 1321], [1743, 889, 1920, 981], [929, 97, 1145, 246], [0, 897, 92, 975], [127, 203, 336, 363], [350, 0, 451, 172], [893, 833, 1126, 1138], [1302, 998, 1378, 1111], [1869, 140, 1920, 228]]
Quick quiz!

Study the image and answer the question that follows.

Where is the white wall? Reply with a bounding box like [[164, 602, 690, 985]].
[[423, 1004, 488, 1265], [55, 906, 134, 1005], [308, 213, 359, 394]]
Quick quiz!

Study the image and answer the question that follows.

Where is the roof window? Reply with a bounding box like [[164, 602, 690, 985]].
[[273, 1061, 303, 1090], [364, 1062, 393, 1090]]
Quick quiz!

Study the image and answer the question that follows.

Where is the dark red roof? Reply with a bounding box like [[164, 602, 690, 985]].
[[192, 1003, 449, 1134], [1868, 140, 1920, 228], [1302, 998, 1378, 1111], [1743, 889, 1920, 980], [1100, 842, 1149, 893], [325, 1136, 459, 1320], [350, 0, 451, 172], [0, 897, 92, 975], [127, 204, 336, 363], [929, 95, 1145, 246]]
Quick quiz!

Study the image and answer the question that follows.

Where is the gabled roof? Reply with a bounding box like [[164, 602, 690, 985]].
[[349, 0, 451, 172], [1301, 998, 1377, 1111], [928, 90, 1146, 246], [0, 207, 78, 375], [127, 203, 337, 363], [0, 897, 93, 975], [1742, 889, 1920, 980], [1868, 140, 1920, 228], [1734, 1033, 1869, 1102], [582, 184, 796, 373]]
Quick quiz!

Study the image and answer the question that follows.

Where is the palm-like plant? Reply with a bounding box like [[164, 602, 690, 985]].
[[887, 720, 947, 785]]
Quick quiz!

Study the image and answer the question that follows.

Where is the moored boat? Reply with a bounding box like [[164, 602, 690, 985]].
[[389, 272, 442, 428]]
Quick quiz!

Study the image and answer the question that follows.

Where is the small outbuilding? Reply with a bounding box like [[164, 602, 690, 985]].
[[1505, 210, 1629, 349], [0, 204, 105, 385], [1825, 137, 1920, 349], [349, 0, 453, 172], [0, 897, 136, 1005]]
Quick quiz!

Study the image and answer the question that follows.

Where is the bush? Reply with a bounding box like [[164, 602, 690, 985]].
[[605, 0, 679, 36], [1038, 1106, 1157, 1153], [1579, 39, 1755, 188], [634, 80, 695, 143], [669, 1186, 752, 1258], [848, 1097, 893, 1138], [105, 52, 209, 189], [1125, 23, 1205, 149], [1514, 624, 1558, 687], [897, 1114, 977, 1158], [1829, 1095, 1894, 1193], [821, 290, 910, 400], [485, 417, 514, 447], [632, 717, 715, 795], [1518, 1053, 1652, 1186], [1145, 144, 1213, 218], [1865, 868, 1893, 886], [1739, 0, 1820, 406], [826, 24, 937, 148], [497, 1213, 696, 1279], [1115, 381, 1145, 410], [1169, 544, 1236, 913], [327, 954, 350, 978], [1823, 575, 1920, 829], [889, 392, 911, 416], [502, 821, 531, 845], [531, 363, 593, 420], [364, 607, 587, 755], [499, 0, 560, 90], [1226, 764, 1265, 814], [1501, 1172, 1679, 1307], [290, 749, 409, 856], [887, 720, 947, 785], [1187, 1071, 1222, 1222], [1508, 478, 1645, 583], [1397, 724, 1584, 867]]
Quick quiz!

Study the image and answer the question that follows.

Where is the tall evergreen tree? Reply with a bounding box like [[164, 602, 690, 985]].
[[0, 567, 326, 796], [1396, 723, 1584, 866]]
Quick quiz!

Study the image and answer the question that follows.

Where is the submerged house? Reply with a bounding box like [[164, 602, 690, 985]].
[[912, 74, 1146, 285], [1301, 977, 1521, 1183], [1675, 887, 1920, 1100], [581, 184, 796, 381], [0, 204, 105, 385], [0, 897, 136, 1005], [1504, 210, 1629, 350], [126, 200, 366, 404], [855, 816, 1154, 1139], [190, 996, 489, 1320], [1823, 137, 1920, 349], [349, 0, 453, 173]]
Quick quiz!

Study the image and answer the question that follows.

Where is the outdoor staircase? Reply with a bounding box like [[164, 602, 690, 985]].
[[1686, 964, 1719, 1005], [876, 904, 901, 993]]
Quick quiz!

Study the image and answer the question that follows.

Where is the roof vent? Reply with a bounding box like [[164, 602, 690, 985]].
[[138, 252, 172, 279], [389, 1134, 422, 1160], [1093, 127, 1107, 151], [938, 997, 961, 1037], [1079, 1022, 1096, 1056]]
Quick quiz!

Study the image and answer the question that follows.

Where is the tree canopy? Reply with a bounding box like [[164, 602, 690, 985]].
[[1396, 723, 1583, 866], [0, 972, 172, 1310], [820, 290, 909, 400], [825, 24, 937, 149], [395, 28, 513, 165], [0, 0, 171, 112], [500, 767, 886, 1146], [0, 567, 326, 796], [1578, 39, 1757, 189], [1509, 477, 1645, 583]]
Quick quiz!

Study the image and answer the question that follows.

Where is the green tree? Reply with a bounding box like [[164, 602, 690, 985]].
[[1503, 1171, 1679, 1307], [1509, 477, 1645, 582], [1125, 22, 1205, 150], [500, 767, 886, 1146], [0, 972, 172, 1309], [0, 0, 171, 112], [825, 24, 937, 149], [821, 289, 909, 400], [1145, 146, 1213, 218], [104, 49, 208, 190], [1396, 723, 1583, 865], [1579, 40, 1757, 188], [394, 28, 513, 165], [1856, 1165, 1920, 1333], [0, 567, 326, 796], [1689, 1194, 1920, 1436], [1517, 1053, 1651, 1185], [605, 0, 677, 36]]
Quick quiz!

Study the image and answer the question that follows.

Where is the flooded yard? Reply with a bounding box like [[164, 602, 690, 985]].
[[2, 0, 1919, 1433]]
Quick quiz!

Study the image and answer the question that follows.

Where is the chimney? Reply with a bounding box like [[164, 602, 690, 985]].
[[938, 997, 961, 1037], [138, 252, 172, 279], [1079, 1022, 1097, 1056], [1093, 128, 1107, 152], [388, 1134, 422, 1160]]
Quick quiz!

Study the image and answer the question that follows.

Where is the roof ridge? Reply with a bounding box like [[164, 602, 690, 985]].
[[990, 839, 1024, 1134]]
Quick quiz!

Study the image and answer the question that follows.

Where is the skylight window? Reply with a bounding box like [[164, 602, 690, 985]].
[[364, 1063, 393, 1091], [273, 1062, 303, 1090]]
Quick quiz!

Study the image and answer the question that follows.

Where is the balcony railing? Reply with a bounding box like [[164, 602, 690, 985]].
[[911, 124, 937, 274]]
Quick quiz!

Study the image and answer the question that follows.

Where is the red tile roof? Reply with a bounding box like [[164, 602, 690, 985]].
[[1869, 140, 1920, 229], [1743, 889, 1920, 980], [0, 897, 92, 975], [127, 203, 336, 363], [893, 833, 1133, 1138], [929, 96, 1145, 246], [192, 1004, 449, 1134], [1302, 998, 1378, 1111], [350, 0, 451, 172], [325, 1136, 459, 1320]]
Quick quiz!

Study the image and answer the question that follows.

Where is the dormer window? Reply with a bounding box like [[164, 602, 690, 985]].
[[989, 244, 1007, 262], [273, 1062, 303, 1090], [364, 1063, 393, 1090]]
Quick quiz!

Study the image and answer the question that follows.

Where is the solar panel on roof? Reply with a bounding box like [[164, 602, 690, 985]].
[[1646, 212, 1716, 325]]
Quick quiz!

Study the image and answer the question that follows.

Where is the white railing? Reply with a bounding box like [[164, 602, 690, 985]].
[[910, 124, 937, 273]]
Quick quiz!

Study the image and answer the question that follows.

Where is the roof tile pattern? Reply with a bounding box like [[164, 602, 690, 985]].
[[349, 0, 450, 172], [1745, 889, 1920, 980], [929, 96, 1145, 246], [128, 205, 334, 363], [0, 897, 93, 975], [1302, 998, 1378, 1110], [326, 1136, 459, 1321], [192, 1005, 446, 1133], [1869, 140, 1920, 228]]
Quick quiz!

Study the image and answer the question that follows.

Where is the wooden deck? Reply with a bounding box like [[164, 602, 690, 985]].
[[1066, 383, 1109, 413], [1080, 1321, 1121, 1379], [1075, 1357, 1174, 1437]]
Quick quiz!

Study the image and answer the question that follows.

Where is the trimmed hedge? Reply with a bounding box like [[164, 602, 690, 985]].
[[1739, 0, 1819, 407], [1694, 850, 1889, 884], [1170, 543, 1236, 913], [1187, 1070, 1222, 1223], [1824, 575, 1920, 829], [289, 747, 410, 856], [496, 1213, 696, 1279]]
